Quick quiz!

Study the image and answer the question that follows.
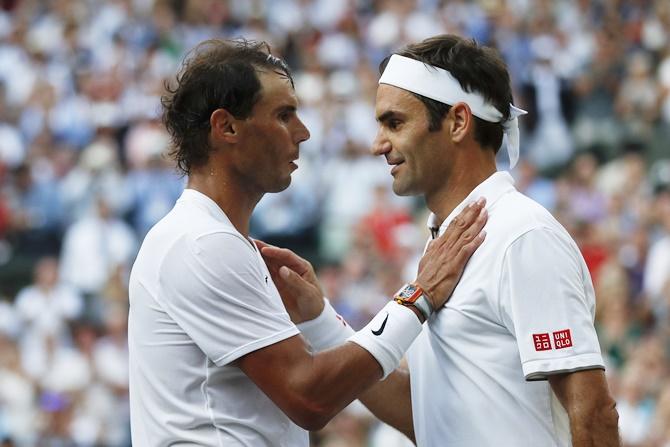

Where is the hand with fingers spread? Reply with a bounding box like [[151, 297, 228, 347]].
[[414, 197, 488, 310], [255, 240, 325, 323]]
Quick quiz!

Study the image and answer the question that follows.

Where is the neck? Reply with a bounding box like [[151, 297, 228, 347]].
[[426, 149, 497, 225], [187, 164, 263, 238]]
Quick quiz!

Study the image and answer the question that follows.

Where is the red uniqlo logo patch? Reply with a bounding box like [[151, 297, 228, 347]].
[[553, 329, 572, 349], [533, 333, 552, 351]]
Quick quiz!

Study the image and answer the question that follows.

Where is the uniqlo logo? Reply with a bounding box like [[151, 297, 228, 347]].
[[553, 329, 573, 349], [533, 333, 552, 351]]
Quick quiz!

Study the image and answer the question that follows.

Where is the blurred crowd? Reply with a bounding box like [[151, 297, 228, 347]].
[[0, 0, 668, 446]]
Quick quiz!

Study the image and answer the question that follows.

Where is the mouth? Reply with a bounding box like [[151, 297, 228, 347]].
[[289, 160, 298, 170], [389, 161, 404, 175]]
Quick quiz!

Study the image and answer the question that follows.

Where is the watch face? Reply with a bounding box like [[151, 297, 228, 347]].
[[399, 284, 418, 299]]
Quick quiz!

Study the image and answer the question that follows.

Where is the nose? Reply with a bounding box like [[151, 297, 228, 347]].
[[371, 129, 391, 156], [293, 117, 310, 145]]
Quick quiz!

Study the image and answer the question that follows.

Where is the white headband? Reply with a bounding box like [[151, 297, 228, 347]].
[[378, 54, 527, 168]]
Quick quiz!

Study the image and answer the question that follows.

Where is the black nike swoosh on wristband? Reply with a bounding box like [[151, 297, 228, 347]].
[[371, 313, 389, 336]]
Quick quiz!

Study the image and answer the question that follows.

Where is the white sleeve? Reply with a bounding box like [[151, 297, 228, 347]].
[[499, 227, 605, 381], [157, 231, 299, 366]]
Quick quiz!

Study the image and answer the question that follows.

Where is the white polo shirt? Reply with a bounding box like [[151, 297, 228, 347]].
[[408, 171, 604, 447], [128, 189, 307, 447]]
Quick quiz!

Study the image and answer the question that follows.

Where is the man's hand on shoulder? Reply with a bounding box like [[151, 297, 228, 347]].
[[255, 240, 325, 323]]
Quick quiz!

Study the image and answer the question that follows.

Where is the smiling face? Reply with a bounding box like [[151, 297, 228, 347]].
[[232, 70, 310, 194], [372, 84, 451, 198]]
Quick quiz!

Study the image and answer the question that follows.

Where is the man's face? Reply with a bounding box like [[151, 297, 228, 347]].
[[232, 70, 310, 193], [372, 84, 449, 197]]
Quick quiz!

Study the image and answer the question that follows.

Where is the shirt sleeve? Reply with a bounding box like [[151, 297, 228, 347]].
[[157, 231, 299, 366], [499, 227, 605, 381]]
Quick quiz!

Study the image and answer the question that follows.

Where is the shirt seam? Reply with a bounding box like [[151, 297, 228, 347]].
[[202, 358, 224, 447], [213, 326, 300, 366], [193, 229, 256, 252], [522, 351, 604, 365]]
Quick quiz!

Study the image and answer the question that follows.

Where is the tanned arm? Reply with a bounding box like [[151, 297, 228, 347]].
[[549, 369, 621, 447]]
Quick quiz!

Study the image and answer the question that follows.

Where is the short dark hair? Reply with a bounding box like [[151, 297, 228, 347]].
[[380, 35, 513, 152], [162, 39, 293, 176]]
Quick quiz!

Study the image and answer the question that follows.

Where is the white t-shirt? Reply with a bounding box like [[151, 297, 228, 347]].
[[128, 189, 306, 447], [408, 171, 604, 447]]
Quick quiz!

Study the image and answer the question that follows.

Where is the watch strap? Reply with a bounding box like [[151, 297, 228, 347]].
[[394, 283, 434, 321], [411, 293, 433, 320]]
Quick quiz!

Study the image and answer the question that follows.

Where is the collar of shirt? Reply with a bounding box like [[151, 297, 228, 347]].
[[427, 171, 516, 238], [178, 188, 234, 226], [178, 189, 260, 251]]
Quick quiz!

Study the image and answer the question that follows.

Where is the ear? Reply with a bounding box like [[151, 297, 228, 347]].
[[449, 102, 473, 144], [210, 108, 239, 144]]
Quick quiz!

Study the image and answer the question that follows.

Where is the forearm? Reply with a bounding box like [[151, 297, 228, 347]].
[[239, 334, 383, 431], [292, 300, 423, 426], [252, 302, 423, 431], [294, 298, 416, 435], [569, 402, 620, 447], [549, 370, 621, 447], [358, 366, 414, 442], [287, 341, 383, 429]]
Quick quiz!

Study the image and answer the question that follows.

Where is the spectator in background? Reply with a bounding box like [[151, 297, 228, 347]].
[[14, 256, 82, 344], [573, 28, 624, 153], [513, 159, 557, 211], [615, 51, 660, 142], [125, 152, 184, 238], [59, 139, 130, 224], [521, 33, 577, 170], [567, 151, 608, 225], [0, 86, 26, 170], [59, 196, 136, 300], [4, 163, 63, 257], [643, 186, 670, 318], [0, 333, 36, 446]]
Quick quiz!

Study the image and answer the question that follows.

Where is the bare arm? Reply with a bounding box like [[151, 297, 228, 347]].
[[548, 369, 620, 447], [237, 333, 382, 431], [358, 366, 415, 441], [255, 199, 488, 435]]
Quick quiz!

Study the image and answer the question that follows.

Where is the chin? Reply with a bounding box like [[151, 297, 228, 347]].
[[392, 181, 412, 197], [267, 176, 292, 193]]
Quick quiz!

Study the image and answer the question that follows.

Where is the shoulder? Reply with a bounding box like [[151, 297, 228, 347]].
[[492, 190, 570, 244], [183, 230, 258, 269], [137, 201, 256, 281], [156, 227, 260, 287]]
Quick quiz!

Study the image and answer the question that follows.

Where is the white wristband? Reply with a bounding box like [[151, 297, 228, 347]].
[[348, 301, 423, 379], [296, 298, 355, 352]]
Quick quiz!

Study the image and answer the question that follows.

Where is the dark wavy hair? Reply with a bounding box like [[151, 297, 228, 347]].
[[162, 39, 293, 176], [380, 35, 513, 152]]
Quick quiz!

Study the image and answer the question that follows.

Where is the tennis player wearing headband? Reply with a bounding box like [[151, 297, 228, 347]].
[[263, 35, 620, 446]]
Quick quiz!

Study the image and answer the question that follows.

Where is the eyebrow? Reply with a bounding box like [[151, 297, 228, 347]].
[[274, 104, 297, 114], [376, 110, 401, 124]]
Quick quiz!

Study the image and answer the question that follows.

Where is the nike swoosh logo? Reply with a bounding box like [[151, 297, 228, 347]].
[[371, 313, 389, 336]]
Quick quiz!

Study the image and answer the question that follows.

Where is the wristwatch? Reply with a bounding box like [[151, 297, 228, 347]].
[[393, 283, 434, 321]]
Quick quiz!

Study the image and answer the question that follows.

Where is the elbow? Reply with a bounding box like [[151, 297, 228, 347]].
[[570, 396, 620, 435], [592, 397, 619, 430], [282, 377, 337, 431], [288, 400, 335, 431], [601, 399, 620, 431]]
